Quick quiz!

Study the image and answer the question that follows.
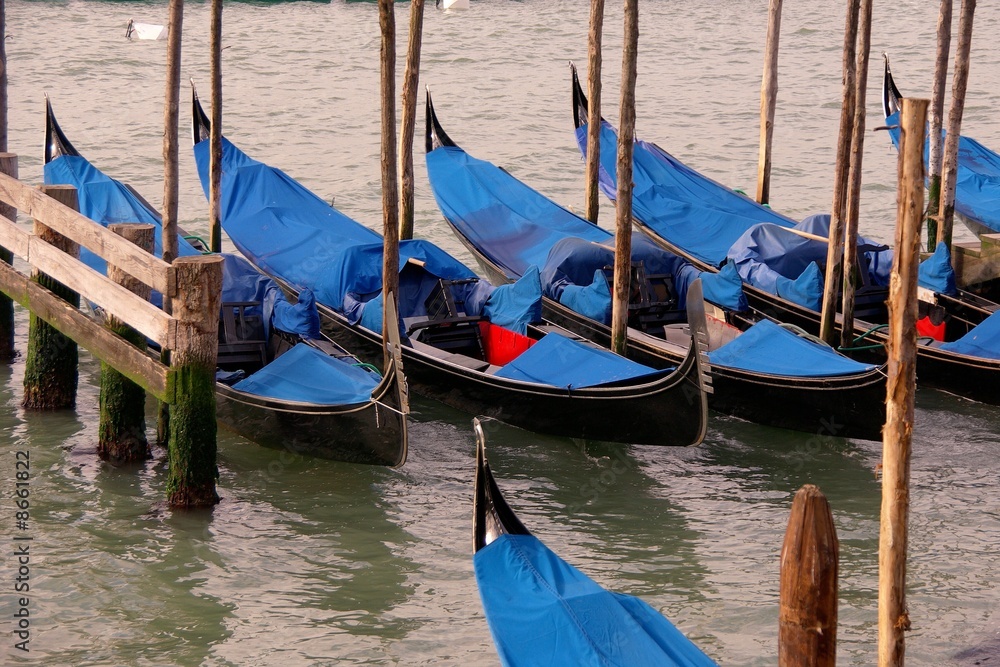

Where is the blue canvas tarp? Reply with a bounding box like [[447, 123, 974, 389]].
[[231, 343, 379, 405], [918, 241, 958, 296], [576, 121, 797, 267], [708, 319, 877, 377], [494, 332, 666, 389], [475, 533, 717, 667], [940, 310, 1000, 360], [887, 110, 1000, 234], [699, 262, 749, 311], [221, 253, 320, 339]]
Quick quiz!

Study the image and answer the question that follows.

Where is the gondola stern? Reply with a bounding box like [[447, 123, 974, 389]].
[[44, 95, 80, 164], [881, 52, 902, 119], [191, 80, 212, 146], [425, 88, 459, 153], [570, 61, 589, 130], [473, 418, 530, 554]]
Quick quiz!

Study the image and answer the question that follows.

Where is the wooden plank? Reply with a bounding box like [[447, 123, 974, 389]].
[[25, 235, 173, 347], [0, 259, 170, 401], [0, 173, 172, 294], [0, 210, 28, 259]]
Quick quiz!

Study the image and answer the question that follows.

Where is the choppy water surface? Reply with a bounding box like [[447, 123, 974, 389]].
[[2, 0, 1000, 664]]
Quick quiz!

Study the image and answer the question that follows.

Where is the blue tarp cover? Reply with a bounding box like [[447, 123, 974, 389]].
[[888, 110, 1000, 234], [231, 343, 378, 405], [494, 332, 666, 389], [475, 534, 717, 667], [481, 265, 543, 334], [940, 310, 1000, 360], [699, 262, 749, 312], [708, 319, 877, 377], [221, 253, 320, 339], [918, 240, 958, 296], [576, 121, 797, 266]]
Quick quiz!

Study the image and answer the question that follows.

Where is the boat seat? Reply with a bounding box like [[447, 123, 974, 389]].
[[409, 338, 491, 372], [406, 278, 488, 361], [218, 301, 267, 373], [603, 261, 685, 334]]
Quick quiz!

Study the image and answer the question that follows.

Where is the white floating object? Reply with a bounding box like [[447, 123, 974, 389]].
[[438, 0, 470, 9], [126, 19, 167, 41]]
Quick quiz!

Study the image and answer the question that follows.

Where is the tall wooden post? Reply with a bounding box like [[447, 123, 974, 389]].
[[22, 185, 80, 410], [0, 4, 13, 362], [166, 255, 223, 507], [209, 0, 223, 254], [611, 0, 639, 356], [756, 0, 782, 206], [398, 0, 425, 242], [0, 153, 16, 362], [100, 224, 154, 464], [926, 0, 953, 252], [840, 0, 874, 348], [378, 0, 400, 350], [878, 97, 927, 667], [819, 0, 860, 346], [583, 0, 605, 223], [778, 484, 839, 667], [159, 0, 184, 446], [937, 0, 976, 253]]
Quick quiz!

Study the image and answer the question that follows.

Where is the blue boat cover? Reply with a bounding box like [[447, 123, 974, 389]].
[[231, 342, 379, 405], [44, 153, 201, 305], [481, 265, 544, 334], [194, 138, 548, 330], [576, 121, 797, 266], [699, 262, 749, 311], [918, 242, 958, 296], [940, 310, 1000, 360], [221, 253, 320, 339], [887, 110, 1000, 234], [728, 214, 892, 311], [708, 319, 877, 377], [475, 534, 717, 667], [494, 332, 666, 389]]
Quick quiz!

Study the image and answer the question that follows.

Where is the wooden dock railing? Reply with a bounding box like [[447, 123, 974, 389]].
[[0, 155, 223, 506]]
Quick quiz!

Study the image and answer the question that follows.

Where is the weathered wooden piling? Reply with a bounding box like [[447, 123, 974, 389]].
[[839, 0, 874, 348], [379, 0, 400, 347], [926, 0, 954, 252], [98, 224, 154, 464], [398, 0, 425, 242], [937, 0, 976, 252], [778, 484, 839, 667], [209, 0, 223, 254], [165, 255, 223, 507], [583, 0, 605, 223], [22, 185, 80, 410], [610, 0, 638, 356], [755, 0, 782, 206], [0, 153, 16, 362], [819, 0, 860, 346], [879, 96, 927, 667]]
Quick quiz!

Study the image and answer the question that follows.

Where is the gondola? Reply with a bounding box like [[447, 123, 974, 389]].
[[45, 98, 409, 466], [569, 64, 1000, 406], [191, 85, 711, 447], [882, 54, 1000, 241], [425, 91, 887, 440], [472, 419, 718, 667]]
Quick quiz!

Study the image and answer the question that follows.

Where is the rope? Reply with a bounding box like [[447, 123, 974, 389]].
[[353, 362, 383, 377]]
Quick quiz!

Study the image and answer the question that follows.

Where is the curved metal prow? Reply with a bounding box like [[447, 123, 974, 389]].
[[191, 80, 212, 146], [44, 96, 81, 164], [570, 61, 590, 131], [473, 419, 530, 553], [425, 88, 459, 154], [684, 279, 714, 400], [882, 53, 903, 119]]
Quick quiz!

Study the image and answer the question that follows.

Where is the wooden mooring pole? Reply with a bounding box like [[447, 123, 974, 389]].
[[755, 0, 782, 207], [937, 0, 976, 253], [0, 153, 16, 361], [610, 0, 638, 357], [878, 96, 927, 667], [166, 255, 223, 507], [99, 224, 154, 464], [779, 484, 839, 667], [22, 185, 80, 409], [398, 0, 425, 242], [379, 0, 400, 350], [926, 0, 953, 252], [840, 0, 874, 348], [819, 0, 860, 346], [209, 0, 223, 254], [584, 0, 605, 224]]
